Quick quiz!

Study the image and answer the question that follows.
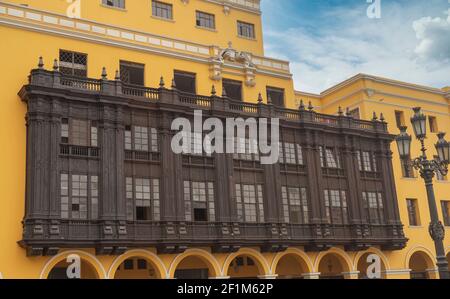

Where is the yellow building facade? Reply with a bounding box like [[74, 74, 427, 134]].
[[0, 0, 448, 279]]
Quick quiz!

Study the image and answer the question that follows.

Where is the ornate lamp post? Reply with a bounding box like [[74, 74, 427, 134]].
[[395, 107, 450, 279]]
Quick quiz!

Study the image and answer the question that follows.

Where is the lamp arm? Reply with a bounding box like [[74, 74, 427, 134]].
[[431, 158, 449, 177]]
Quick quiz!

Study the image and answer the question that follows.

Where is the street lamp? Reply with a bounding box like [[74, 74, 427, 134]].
[[395, 107, 449, 279]]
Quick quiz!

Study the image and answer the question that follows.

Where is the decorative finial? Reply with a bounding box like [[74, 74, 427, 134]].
[[222, 87, 227, 97], [258, 93, 263, 104], [211, 85, 216, 96], [53, 59, 59, 71], [228, 41, 233, 48], [299, 100, 305, 111], [115, 70, 120, 81], [267, 94, 272, 105], [101, 67, 107, 80], [171, 78, 177, 89], [159, 76, 165, 88], [380, 113, 385, 122], [338, 106, 343, 116], [308, 101, 314, 111], [346, 107, 351, 117], [372, 112, 378, 121], [38, 56, 44, 69]]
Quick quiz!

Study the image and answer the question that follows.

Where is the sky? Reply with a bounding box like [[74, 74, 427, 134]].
[[261, 0, 450, 93]]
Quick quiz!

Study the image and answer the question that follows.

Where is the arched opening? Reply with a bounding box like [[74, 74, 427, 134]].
[[275, 254, 309, 279], [174, 256, 216, 279], [318, 253, 349, 279], [356, 252, 387, 279], [227, 255, 264, 279], [47, 259, 98, 279], [409, 251, 434, 279], [114, 257, 161, 279]]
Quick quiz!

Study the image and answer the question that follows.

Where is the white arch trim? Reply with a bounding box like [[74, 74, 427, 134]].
[[313, 247, 354, 273], [107, 249, 168, 279], [222, 248, 271, 275], [39, 250, 107, 279], [269, 248, 314, 274], [352, 247, 391, 271], [169, 248, 222, 278], [404, 246, 436, 269]]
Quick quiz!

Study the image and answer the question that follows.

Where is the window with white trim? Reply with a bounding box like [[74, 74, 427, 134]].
[[319, 146, 341, 168], [183, 181, 215, 222], [278, 142, 303, 165], [196, 11, 215, 29], [103, 0, 125, 9], [235, 184, 264, 223], [234, 138, 259, 161], [61, 119, 97, 147], [237, 21, 255, 38], [126, 177, 160, 221], [152, 0, 173, 19], [281, 186, 309, 224]]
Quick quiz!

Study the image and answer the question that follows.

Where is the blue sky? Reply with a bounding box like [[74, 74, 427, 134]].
[[261, 0, 450, 93]]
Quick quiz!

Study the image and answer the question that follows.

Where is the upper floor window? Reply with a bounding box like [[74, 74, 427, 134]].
[[324, 189, 348, 224], [267, 87, 285, 107], [59, 50, 87, 77], [279, 142, 303, 165], [126, 177, 160, 221], [196, 11, 215, 29], [281, 186, 309, 224], [441, 201, 450, 226], [174, 71, 196, 94], [103, 0, 125, 9], [237, 21, 255, 39], [234, 138, 259, 161], [406, 198, 420, 226], [362, 192, 384, 224], [61, 118, 97, 147], [395, 110, 405, 129], [356, 151, 377, 172], [319, 146, 341, 169], [235, 184, 264, 223], [125, 126, 158, 152], [184, 181, 216, 222], [152, 0, 173, 20], [429, 116, 438, 133], [120, 61, 144, 86], [348, 108, 360, 119], [60, 174, 98, 220], [222, 79, 242, 101]]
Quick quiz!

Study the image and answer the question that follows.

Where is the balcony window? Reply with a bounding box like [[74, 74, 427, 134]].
[[120, 61, 144, 86], [237, 21, 255, 39], [126, 177, 160, 221], [183, 181, 215, 222], [59, 50, 87, 77], [278, 142, 303, 165], [281, 187, 309, 224], [124, 126, 158, 152], [319, 146, 341, 169], [324, 190, 348, 224], [441, 201, 450, 226], [266, 86, 285, 107], [196, 11, 215, 29], [60, 174, 98, 220], [152, 0, 173, 20], [362, 192, 385, 224], [61, 119, 98, 147], [356, 151, 377, 172], [406, 199, 420, 226], [174, 71, 196, 94], [235, 184, 264, 223], [103, 0, 125, 9], [222, 79, 242, 101], [234, 138, 259, 161]]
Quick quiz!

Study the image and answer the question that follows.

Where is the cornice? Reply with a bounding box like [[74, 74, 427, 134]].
[[202, 0, 261, 15]]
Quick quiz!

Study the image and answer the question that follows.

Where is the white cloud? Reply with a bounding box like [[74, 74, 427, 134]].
[[263, 3, 450, 93]]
